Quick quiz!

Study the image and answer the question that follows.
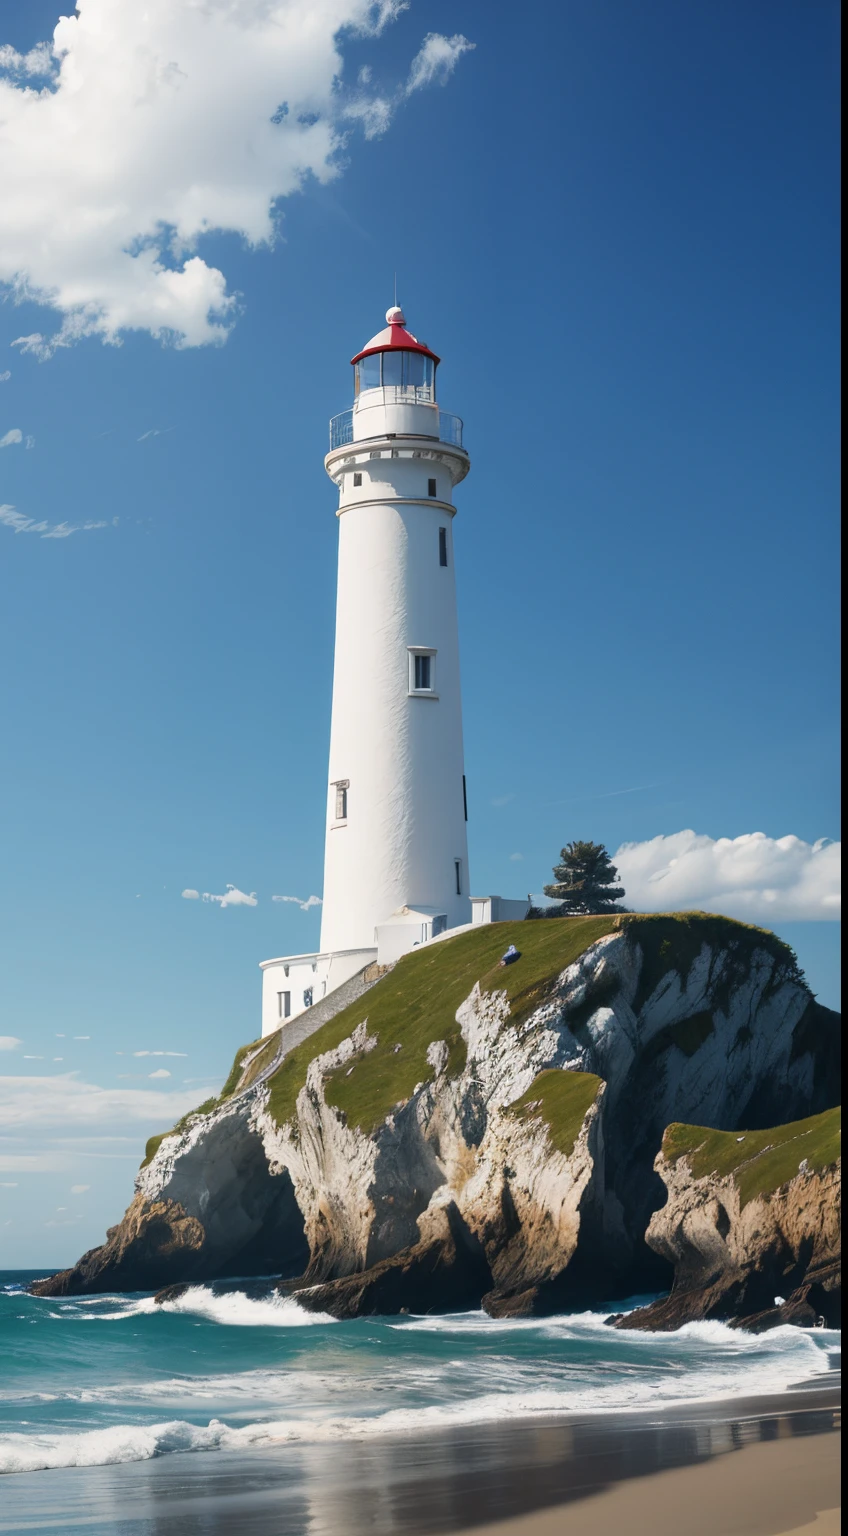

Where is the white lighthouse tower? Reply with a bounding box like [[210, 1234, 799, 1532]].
[[320, 305, 471, 957], [259, 307, 527, 1037]]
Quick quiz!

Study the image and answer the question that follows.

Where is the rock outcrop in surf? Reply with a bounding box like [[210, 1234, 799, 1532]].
[[32, 914, 841, 1329], [614, 1108, 841, 1332]]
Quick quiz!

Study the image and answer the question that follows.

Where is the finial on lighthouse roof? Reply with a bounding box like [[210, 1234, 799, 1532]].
[[351, 306, 440, 366]]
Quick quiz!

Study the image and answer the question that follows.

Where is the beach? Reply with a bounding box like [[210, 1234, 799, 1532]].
[[459, 1423, 840, 1536], [0, 1380, 839, 1536]]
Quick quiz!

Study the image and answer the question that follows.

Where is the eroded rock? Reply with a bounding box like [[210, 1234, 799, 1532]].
[[30, 917, 841, 1315], [616, 1114, 841, 1332]]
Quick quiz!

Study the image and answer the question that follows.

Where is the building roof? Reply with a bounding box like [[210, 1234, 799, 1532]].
[[351, 306, 440, 367]]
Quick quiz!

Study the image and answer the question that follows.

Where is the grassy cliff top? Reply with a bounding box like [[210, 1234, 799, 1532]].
[[140, 910, 810, 1162], [662, 1106, 841, 1208], [269, 916, 621, 1135], [507, 1069, 603, 1158]]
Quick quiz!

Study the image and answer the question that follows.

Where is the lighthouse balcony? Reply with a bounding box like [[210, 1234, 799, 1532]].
[[329, 403, 463, 451]]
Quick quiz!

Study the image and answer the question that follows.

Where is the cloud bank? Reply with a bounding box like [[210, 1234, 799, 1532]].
[[0, 1073, 208, 1129], [614, 830, 840, 923], [272, 893, 322, 911], [0, 0, 473, 354]]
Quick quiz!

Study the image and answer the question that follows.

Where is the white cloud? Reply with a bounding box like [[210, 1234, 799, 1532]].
[[0, 1181, 18, 1188], [0, 370, 11, 381], [0, 1153, 73, 1173], [25, 435, 35, 449], [203, 885, 258, 908], [0, 1037, 21, 1051], [509, 852, 523, 862], [0, 429, 22, 447], [1, 502, 112, 539], [272, 893, 322, 910], [138, 427, 175, 441], [0, 2, 472, 354], [148, 1068, 171, 1079], [0, 42, 54, 76], [132, 1051, 187, 1058], [406, 32, 475, 93], [181, 888, 200, 900], [0, 1072, 208, 1129], [614, 830, 841, 923], [70, 1184, 90, 1194]]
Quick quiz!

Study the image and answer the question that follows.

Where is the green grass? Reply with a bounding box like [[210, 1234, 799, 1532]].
[[624, 912, 803, 1016], [266, 917, 619, 1136], [507, 1069, 603, 1158], [218, 1038, 265, 1099], [663, 1106, 841, 1208], [235, 1035, 279, 1093], [140, 910, 818, 1165]]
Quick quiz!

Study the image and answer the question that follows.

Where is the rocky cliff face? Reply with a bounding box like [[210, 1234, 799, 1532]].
[[615, 1108, 841, 1331], [32, 915, 841, 1322]]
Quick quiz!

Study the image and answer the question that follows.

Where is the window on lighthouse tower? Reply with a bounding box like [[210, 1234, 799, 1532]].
[[409, 648, 437, 695]]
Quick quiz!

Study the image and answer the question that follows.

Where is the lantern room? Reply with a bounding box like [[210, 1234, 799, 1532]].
[[352, 306, 439, 402]]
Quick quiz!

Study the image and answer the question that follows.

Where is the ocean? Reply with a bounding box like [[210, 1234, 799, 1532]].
[[0, 1270, 839, 1480]]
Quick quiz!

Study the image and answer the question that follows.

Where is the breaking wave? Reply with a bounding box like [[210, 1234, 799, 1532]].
[[0, 1278, 837, 1477]]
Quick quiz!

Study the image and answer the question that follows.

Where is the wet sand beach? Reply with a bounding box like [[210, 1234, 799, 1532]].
[[456, 1425, 840, 1536], [0, 1379, 839, 1536]]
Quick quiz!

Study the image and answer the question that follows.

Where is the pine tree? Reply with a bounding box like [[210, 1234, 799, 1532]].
[[543, 840, 626, 915]]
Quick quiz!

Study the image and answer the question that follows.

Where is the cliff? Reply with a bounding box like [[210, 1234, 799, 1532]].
[[33, 913, 841, 1323], [614, 1107, 841, 1332]]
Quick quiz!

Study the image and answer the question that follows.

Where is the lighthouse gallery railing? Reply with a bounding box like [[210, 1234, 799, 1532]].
[[329, 409, 464, 452]]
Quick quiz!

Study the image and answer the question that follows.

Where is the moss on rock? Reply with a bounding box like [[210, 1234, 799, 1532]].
[[625, 912, 802, 1016], [268, 917, 619, 1136], [662, 1106, 841, 1208], [507, 1069, 603, 1158]]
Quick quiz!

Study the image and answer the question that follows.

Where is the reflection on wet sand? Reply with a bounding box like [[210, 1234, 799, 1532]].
[[0, 1383, 840, 1536]]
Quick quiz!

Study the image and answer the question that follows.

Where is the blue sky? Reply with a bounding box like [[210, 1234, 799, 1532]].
[[0, 0, 840, 1266]]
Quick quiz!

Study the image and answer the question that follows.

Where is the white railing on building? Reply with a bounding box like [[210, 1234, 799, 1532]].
[[437, 412, 463, 448], [328, 408, 465, 452], [330, 410, 354, 449]]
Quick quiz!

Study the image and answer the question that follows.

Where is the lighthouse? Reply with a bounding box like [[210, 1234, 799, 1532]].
[[320, 305, 471, 955], [259, 306, 526, 1037]]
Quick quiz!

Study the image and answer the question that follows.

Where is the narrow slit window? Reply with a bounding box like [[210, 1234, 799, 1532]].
[[278, 991, 291, 1020], [414, 653, 431, 691], [353, 471, 362, 487], [428, 477, 437, 498], [439, 527, 448, 566], [303, 987, 313, 1010], [455, 859, 462, 896], [335, 784, 348, 821]]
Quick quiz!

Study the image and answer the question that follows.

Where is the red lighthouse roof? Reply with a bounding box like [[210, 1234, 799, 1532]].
[[351, 307, 440, 367]]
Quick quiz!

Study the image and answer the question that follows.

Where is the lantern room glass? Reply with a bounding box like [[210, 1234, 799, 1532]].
[[354, 351, 436, 402]]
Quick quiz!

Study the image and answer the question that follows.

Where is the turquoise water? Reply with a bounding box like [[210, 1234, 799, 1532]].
[[1, 1271, 838, 1477]]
